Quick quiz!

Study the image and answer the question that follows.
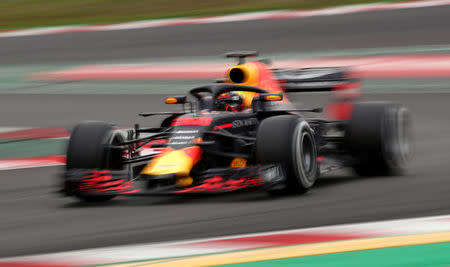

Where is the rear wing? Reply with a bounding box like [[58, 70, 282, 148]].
[[274, 67, 361, 120], [274, 67, 360, 93]]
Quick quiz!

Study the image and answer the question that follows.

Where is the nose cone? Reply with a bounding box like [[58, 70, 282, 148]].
[[140, 146, 202, 177]]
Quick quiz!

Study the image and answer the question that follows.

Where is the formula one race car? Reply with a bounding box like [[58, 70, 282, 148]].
[[62, 51, 411, 201]]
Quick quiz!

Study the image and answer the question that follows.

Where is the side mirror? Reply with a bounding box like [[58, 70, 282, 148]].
[[259, 93, 283, 102], [165, 96, 187, 104]]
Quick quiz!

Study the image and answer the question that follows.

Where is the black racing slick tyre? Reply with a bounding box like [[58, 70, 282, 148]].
[[256, 115, 318, 194], [66, 121, 125, 202], [346, 102, 412, 176]]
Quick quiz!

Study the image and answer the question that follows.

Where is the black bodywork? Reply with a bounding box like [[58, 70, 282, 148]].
[[64, 81, 351, 197]]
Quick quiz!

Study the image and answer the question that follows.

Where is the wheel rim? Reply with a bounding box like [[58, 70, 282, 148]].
[[301, 132, 314, 174], [395, 107, 411, 164], [294, 122, 317, 187], [385, 107, 411, 167], [105, 131, 125, 170], [383, 106, 412, 168]]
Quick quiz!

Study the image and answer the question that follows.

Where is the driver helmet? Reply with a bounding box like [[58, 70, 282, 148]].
[[216, 92, 244, 111]]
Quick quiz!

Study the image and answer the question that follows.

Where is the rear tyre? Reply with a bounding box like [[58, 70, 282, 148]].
[[66, 121, 125, 202], [256, 115, 318, 194], [346, 102, 411, 176]]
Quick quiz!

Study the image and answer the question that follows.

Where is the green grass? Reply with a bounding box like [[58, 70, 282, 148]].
[[0, 138, 66, 159], [0, 0, 406, 30]]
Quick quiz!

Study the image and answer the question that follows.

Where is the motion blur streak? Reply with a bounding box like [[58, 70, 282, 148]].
[[30, 54, 450, 81], [1, 5, 450, 64]]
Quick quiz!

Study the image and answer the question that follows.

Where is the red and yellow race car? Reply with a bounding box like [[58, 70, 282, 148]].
[[62, 51, 411, 201]]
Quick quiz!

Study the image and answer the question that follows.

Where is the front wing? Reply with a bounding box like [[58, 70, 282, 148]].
[[63, 165, 286, 196]]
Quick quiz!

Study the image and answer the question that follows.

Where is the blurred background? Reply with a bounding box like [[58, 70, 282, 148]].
[[0, 0, 404, 29], [1, 0, 450, 264]]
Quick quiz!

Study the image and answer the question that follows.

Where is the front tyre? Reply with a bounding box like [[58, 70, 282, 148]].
[[256, 115, 318, 194], [66, 121, 125, 202]]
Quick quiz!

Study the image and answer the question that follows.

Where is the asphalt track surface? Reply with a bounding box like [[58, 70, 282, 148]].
[[1, 5, 450, 258], [1, 5, 450, 64], [1, 92, 450, 257]]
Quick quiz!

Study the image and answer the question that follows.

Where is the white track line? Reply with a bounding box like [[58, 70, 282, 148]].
[[0, 127, 29, 134], [2, 214, 450, 266]]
